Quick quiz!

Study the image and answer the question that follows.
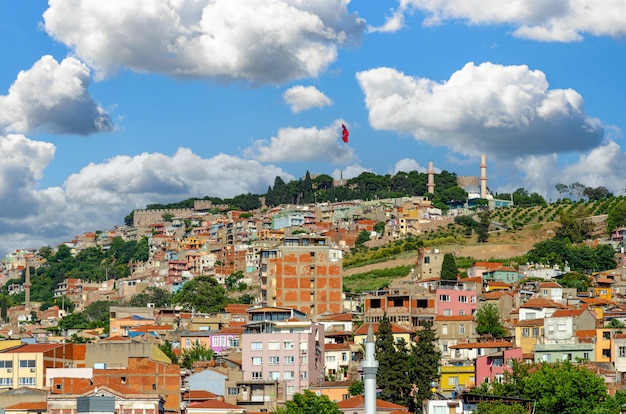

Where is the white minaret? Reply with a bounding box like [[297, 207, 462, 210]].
[[363, 324, 378, 414], [480, 154, 487, 199], [427, 160, 435, 194]]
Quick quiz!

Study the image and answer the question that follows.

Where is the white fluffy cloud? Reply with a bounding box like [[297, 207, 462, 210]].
[[0, 136, 293, 255], [0, 56, 112, 135], [283, 86, 333, 113], [356, 62, 604, 158], [244, 121, 355, 164], [43, 0, 365, 83], [394, 0, 626, 41], [392, 158, 427, 174]]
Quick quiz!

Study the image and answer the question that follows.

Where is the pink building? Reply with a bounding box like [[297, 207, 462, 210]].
[[475, 347, 523, 386], [436, 288, 478, 316], [241, 314, 324, 398]]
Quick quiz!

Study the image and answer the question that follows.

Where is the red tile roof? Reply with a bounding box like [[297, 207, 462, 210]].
[[450, 341, 513, 349], [539, 282, 562, 288], [325, 343, 351, 351], [317, 313, 353, 322], [520, 298, 565, 309], [189, 400, 242, 409], [434, 315, 474, 321], [354, 323, 413, 335], [551, 308, 590, 318], [4, 402, 47, 411], [3, 343, 62, 353], [336, 395, 407, 410]]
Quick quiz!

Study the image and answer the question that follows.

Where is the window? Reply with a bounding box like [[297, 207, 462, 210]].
[[269, 356, 280, 365], [542, 354, 551, 362], [493, 358, 504, 367], [442, 325, 448, 335], [300, 371, 307, 380], [458, 324, 465, 334], [252, 371, 263, 380], [557, 323, 567, 332], [620, 347, 626, 358], [0, 361, 12, 369], [284, 371, 294, 380], [532, 327, 540, 337], [19, 360, 36, 368], [220, 336, 227, 347], [326, 355, 336, 363], [522, 328, 530, 337], [459, 296, 468, 303], [439, 295, 450, 302], [448, 376, 458, 386], [251, 342, 263, 351], [19, 377, 36, 386], [228, 337, 240, 348], [603, 331, 611, 340], [283, 341, 295, 350], [268, 342, 280, 351], [459, 310, 465, 316], [287, 386, 296, 395], [526, 312, 536, 319], [301, 356, 307, 364], [252, 357, 263, 366], [0, 378, 13, 386], [583, 352, 590, 360], [284, 356, 295, 365], [603, 348, 611, 358], [212, 336, 219, 347], [185, 339, 191, 348], [227, 387, 239, 396], [443, 309, 451, 316], [342, 352, 348, 362], [269, 371, 280, 380]]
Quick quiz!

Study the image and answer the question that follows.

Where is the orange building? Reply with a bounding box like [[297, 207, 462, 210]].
[[259, 234, 343, 316]]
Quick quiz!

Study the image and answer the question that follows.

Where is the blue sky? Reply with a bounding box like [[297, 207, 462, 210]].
[[1, 0, 625, 255]]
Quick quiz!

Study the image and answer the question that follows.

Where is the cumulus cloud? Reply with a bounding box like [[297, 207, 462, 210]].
[[0, 136, 293, 255], [331, 163, 371, 181], [391, 158, 427, 174], [43, 0, 366, 84], [0, 56, 113, 135], [283, 86, 332, 113], [393, 0, 626, 41], [244, 121, 355, 164], [368, 7, 406, 33], [356, 62, 604, 159]]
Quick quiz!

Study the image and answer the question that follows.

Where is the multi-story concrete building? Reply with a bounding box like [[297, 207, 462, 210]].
[[258, 235, 342, 316], [241, 307, 324, 399]]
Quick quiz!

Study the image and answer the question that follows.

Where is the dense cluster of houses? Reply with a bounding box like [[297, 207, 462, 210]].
[[2, 196, 626, 413]]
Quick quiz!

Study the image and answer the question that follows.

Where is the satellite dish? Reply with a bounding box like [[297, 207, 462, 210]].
[[316, 391, 322, 396]]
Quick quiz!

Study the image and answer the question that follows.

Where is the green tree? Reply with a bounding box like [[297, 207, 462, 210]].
[[129, 287, 172, 307], [375, 316, 412, 407], [558, 272, 591, 292], [59, 312, 90, 330], [0, 294, 8, 322], [475, 303, 506, 338], [523, 360, 608, 414], [355, 230, 370, 246], [477, 211, 491, 243], [159, 340, 178, 364], [607, 201, 626, 234], [348, 380, 364, 396], [475, 401, 528, 414], [172, 275, 231, 313], [162, 212, 174, 222], [374, 221, 386, 235], [440, 253, 458, 280], [409, 320, 441, 412], [556, 204, 592, 242], [285, 389, 341, 414], [179, 342, 214, 369]]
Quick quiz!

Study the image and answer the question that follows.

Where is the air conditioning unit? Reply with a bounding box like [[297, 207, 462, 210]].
[[30, 368, 36, 373], [7, 368, 11, 373], [300, 349, 307, 355]]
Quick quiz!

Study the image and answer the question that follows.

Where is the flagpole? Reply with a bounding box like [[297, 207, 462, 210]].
[[340, 144, 343, 185]]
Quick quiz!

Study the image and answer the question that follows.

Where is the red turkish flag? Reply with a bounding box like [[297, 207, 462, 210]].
[[341, 124, 349, 143]]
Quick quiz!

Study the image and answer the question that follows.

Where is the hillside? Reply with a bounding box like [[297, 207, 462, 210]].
[[343, 221, 560, 277]]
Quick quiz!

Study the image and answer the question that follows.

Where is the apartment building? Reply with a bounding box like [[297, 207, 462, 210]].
[[258, 234, 343, 316], [240, 308, 324, 399]]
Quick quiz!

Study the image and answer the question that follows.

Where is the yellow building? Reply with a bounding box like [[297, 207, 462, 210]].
[[353, 323, 413, 346], [440, 364, 474, 396], [514, 318, 544, 358]]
